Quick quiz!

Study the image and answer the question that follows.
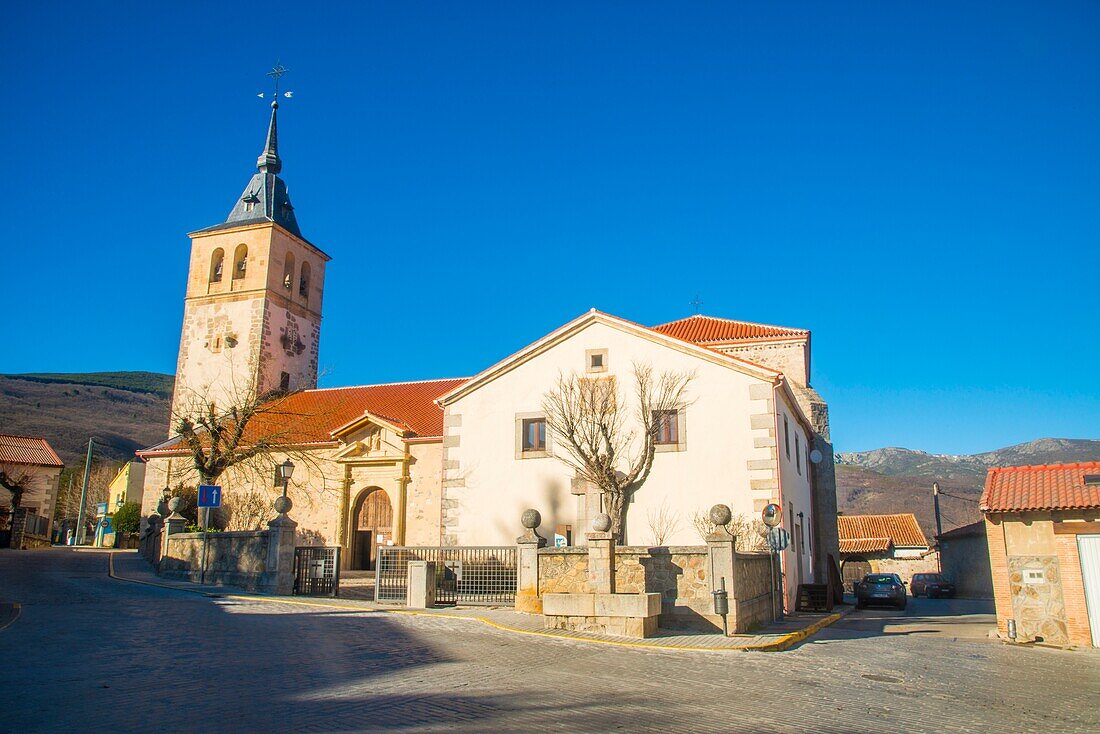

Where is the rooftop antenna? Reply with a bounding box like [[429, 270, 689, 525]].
[[690, 294, 704, 314]]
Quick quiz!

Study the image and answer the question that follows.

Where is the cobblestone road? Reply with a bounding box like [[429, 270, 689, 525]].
[[2, 549, 1098, 733]]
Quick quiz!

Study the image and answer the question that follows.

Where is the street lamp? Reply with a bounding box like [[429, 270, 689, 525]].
[[277, 459, 295, 498]]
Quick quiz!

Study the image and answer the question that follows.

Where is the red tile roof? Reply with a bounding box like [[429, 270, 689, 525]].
[[839, 537, 893, 554], [838, 514, 928, 548], [0, 434, 63, 467], [651, 314, 808, 344], [980, 462, 1100, 513], [139, 378, 467, 456]]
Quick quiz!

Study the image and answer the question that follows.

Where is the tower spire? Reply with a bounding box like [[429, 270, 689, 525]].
[[256, 100, 282, 174]]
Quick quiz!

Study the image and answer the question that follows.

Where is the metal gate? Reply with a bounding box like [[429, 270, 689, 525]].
[[293, 546, 340, 597], [375, 546, 516, 606]]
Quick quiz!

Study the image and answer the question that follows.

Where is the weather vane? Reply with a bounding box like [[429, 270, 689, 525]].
[[690, 294, 704, 314], [257, 62, 293, 102]]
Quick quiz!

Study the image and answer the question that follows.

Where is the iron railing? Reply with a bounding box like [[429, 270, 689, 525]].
[[293, 546, 341, 597], [375, 546, 517, 606], [25, 513, 49, 537]]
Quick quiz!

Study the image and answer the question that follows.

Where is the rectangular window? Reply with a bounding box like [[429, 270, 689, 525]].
[[521, 418, 546, 452], [784, 415, 790, 458], [653, 410, 679, 445], [279, 372, 290, 393], [585, 348, 608, 373], [795, 434, 801, 475]]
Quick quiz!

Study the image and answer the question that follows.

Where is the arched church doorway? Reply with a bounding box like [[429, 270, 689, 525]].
[[351, 488, 393, 571]]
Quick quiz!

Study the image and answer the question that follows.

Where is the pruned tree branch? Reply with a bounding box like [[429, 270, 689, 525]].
[[543, 362, 694, 541]]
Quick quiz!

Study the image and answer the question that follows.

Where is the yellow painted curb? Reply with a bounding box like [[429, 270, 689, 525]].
[[106, 553, 847, 652], [749, 611, 846, 652]]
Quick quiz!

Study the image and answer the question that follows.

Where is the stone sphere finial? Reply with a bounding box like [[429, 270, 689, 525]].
[[709, 504, 732, 527], [167, 497, 182, 513], [592, 512, 612, 532], [521, 508, 542, 529], [274, 496, 293, 515]]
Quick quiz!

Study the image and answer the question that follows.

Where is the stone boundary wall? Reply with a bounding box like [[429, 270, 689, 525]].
[[161, 530, 271, 591], [536, 545, 772, 632], [139, 518, 163, 567], [733, 553, 774, 631], [8, 509, 51, 550]]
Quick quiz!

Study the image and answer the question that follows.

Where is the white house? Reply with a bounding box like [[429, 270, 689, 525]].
[[437, 309, 825, 598]]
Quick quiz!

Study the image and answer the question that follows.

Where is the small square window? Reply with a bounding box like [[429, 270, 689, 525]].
[[586, 349, 608, 373], [521, 418, 546, 452]]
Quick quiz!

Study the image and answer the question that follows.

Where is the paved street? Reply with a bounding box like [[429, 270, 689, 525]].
[[2, 549, 1098, 733]]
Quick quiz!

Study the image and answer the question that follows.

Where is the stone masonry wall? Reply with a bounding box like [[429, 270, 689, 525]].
[[161, 531, 270, 591], [537, 546, 761, 631], [734, 553, 775, 631]]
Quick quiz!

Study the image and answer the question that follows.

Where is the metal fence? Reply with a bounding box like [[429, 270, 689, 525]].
[[375, 546, 517, 606], [25, 513, 49, 537], [293, 546, 340, 597]]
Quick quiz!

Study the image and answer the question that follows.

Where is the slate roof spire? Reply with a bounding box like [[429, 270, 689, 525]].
[[256, 100, 282, 174], [198, 91, 302, 239]]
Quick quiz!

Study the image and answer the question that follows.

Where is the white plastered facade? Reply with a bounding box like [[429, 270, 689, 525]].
[[438, 313, 820, 593]]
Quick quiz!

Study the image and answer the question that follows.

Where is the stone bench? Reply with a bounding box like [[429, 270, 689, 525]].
[[543, 592, 662, 638]]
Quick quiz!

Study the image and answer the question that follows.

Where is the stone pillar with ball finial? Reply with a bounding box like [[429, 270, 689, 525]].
[[705, 504, 738, 634], [161, 497, 187, 559], [515, 508, 547, 613], [263, 492, 299, 595], [587, 512, 616, 594]]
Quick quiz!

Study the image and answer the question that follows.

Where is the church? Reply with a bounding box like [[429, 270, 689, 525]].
[[137, 99, 839, 602]]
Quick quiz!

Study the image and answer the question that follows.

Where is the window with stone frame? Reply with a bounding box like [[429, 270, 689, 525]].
[[653, 409, 679, 445], [784, 415, 790, 459], [521, 417, 546, 452]]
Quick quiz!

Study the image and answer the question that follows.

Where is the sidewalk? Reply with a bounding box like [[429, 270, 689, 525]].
[[109, 550, 848, 652]]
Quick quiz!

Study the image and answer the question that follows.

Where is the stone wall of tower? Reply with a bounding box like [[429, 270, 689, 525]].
[[168, 222, 326, 432]]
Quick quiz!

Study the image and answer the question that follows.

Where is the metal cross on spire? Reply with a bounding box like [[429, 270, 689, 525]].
[[258, 62, 293, 103], [690, 294, 704, 314]]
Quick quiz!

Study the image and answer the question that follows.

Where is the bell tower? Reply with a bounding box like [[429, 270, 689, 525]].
[[169, 84, 329, 431]]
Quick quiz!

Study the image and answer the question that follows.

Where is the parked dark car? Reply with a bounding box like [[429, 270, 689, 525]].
[[854, 573, 908, 610], [910, 573, 956, 598]]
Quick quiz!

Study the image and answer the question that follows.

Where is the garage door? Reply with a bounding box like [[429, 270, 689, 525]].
[[1079, 534, 1100, 648]]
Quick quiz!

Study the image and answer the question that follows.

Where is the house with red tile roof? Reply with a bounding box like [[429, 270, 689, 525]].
[[0, 433, 63, 548], [835, 513, 938, 590], [137, 101, 839, 594], [981, 462, 1100, 648], [434, 308, 838, 611]]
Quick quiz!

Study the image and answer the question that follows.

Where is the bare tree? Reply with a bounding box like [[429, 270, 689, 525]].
[[0, 465, 32, 529], [543, 362, 693, 542], [168, 367, 340, 528], [55, 462, 117, 524], [646, 498, 680, 546], [690, 508, 768, 552]]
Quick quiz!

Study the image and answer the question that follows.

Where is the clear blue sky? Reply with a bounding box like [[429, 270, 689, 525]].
[[2, 2, 1097, 455]]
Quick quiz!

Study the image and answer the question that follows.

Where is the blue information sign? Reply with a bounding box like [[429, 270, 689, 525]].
[[198, 485, 223, 508]]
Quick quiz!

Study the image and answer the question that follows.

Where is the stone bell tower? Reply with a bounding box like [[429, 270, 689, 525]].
[[168, 94, 330, 431]]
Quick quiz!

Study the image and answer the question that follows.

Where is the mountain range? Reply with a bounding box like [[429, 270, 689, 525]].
[[1, 371, 1097, 539]]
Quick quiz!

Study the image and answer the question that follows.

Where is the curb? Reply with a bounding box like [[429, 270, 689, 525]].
[[106, 553, 848, 652], [748, 608, 851, 651]]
